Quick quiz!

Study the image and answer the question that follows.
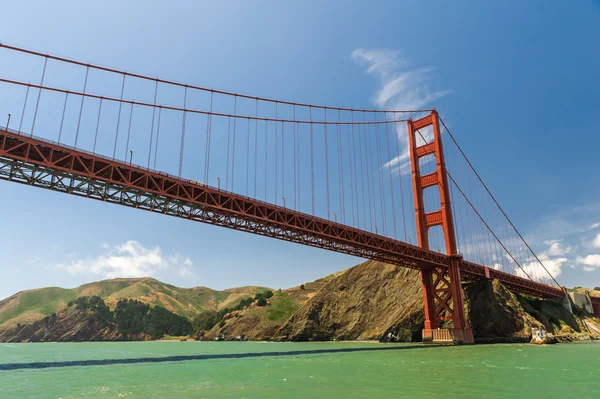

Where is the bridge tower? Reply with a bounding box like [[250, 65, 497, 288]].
[[407, 110, 474, 344]]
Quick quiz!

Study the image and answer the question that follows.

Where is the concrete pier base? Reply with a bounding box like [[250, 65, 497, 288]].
[[422, 328, 474, 344]]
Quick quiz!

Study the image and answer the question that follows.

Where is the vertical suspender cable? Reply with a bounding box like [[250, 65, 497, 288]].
[[148, 80, 159, 168], [93, 98, 103, 153], [18, 86, 30, 133], [254, 99, 258, 198], [226, 116, 231, 190], [30, 56, 48, 136], [293, 105, 297, 209], [204, 92, 214, 184], [275, 102, 278, 204], [264, 116, 268, 201], [178, 86, 188, 177], [297, 116, 301, 211], [363, 115, 374, 231], [274, 101, 279, 205], [246, 110, 251, 195], [384, 116, 398, 239], [351, 113, 361, 229], [282, 120, 285, 204], [337, 110, 345, 224], [310, 106, 315, 215], [57, 92, 67, 143], [374, 112, 387, 235], [153, 107, 162, 169], [324, 108, 330, 219], [346, 123, 355, 227], [113, 74, 126, 159], [74, 67, 89, 148], [394, 118, 408, 241], [231, 96, 237, 191], [124, 104, 134, 161]]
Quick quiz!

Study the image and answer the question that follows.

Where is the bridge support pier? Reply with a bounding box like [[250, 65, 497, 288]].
[[420, 257, 473, 345], [408, 111, 473, 345]]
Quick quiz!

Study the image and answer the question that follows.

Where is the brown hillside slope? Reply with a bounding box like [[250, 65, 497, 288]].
[[203, 270, 344, 340], [280, 261, 424, 341], [208, 261, 600, 342], [0, 306, 138, 343]]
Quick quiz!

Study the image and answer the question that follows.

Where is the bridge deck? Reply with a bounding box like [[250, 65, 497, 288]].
[[0, 128, 564, 299]]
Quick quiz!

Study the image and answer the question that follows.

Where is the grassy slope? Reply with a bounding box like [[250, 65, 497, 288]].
[[0, 278, 268, 330], [206, 269, 346, 339]]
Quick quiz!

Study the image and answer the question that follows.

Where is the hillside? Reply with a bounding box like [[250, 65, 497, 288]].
[[0, 278, 267, 332], [207, 260, 600, 343], [0, 296, 191, 342], [2, 261, 599, 344], [203, 270, 345, 340]]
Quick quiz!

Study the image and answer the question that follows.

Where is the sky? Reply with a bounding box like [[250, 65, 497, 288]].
[[0, 0, 599, 300]]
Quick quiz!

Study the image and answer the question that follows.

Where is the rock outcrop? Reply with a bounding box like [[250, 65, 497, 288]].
[[279, 261, 424, 341], [2, 262, 600, 344], [0, 307, 137, 343], [207, 261, 600, 343]]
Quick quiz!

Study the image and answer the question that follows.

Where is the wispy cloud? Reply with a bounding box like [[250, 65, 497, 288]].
[[576, 222, 600, 233], [351, 49, 449, 110], [55, 240, 194, 279], [351, 48, 449, 175]]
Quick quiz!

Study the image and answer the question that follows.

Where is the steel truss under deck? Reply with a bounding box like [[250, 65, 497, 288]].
[[0, 128, 564, 299]]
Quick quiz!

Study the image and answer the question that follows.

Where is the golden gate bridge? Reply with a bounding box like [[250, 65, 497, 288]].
[[0, 43, 595, 344]]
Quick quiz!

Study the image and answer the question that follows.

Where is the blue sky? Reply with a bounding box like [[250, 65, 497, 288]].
[[0, 0, 599, 299]]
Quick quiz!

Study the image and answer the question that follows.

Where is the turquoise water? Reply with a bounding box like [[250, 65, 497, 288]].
[[0, 341, 599, 398]]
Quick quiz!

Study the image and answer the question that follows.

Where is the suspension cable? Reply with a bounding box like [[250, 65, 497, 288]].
[[438, 117, 560, 286], [0, 43, 432, 115]]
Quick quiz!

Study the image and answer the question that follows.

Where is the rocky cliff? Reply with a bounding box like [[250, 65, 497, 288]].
[[207, 260, 600, 343], [280, 261, 424, 341], [2, 262, 599, 343], [0, 305, 131, 342]]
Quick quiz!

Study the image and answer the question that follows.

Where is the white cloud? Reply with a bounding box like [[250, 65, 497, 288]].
[[516, 253, 567, 280], [56, 240, 194, 279], [576, 254, 600, 272], [544, 239, 572, 256], [351, 48, 449, 175], [593, 233, 600, 248]]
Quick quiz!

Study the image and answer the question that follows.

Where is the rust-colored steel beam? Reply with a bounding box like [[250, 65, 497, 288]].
[[0, 128, 564, 301], [408, 111, 472, 344]]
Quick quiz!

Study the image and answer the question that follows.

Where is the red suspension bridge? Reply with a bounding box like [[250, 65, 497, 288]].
[[0, 44, 587, 344]]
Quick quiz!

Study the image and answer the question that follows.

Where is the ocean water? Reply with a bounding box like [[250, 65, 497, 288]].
[[0, 341, 598, 398]]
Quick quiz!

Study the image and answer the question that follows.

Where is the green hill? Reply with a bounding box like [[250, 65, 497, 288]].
[[0, 278, 268, 331]]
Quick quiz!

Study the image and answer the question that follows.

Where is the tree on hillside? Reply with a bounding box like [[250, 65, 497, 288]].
[[115, 299, 149, 334], [256, 298, 267, 306], [145, 306, 192, 337], [70, 296, 113, 326], [193, 310, 221, 332]]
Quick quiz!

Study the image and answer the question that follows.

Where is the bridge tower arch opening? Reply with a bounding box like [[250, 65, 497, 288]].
[[407, 110, 474, 344]]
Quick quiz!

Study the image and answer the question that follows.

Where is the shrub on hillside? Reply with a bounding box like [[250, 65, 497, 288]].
[[256, 298, 268, 307]]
